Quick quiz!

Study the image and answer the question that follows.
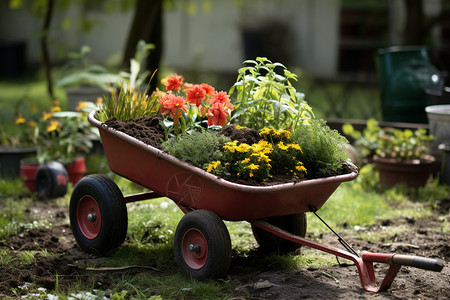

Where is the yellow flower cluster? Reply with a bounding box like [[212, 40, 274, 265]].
[[259, 127, 291, 141], [205, 160, 221, 172], [204, 127, 307, 182]]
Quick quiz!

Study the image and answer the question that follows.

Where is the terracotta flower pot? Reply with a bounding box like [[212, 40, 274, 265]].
[[20, 158, 39, 192], [65, 157, 86, 185], [373, 155, 435, 188]]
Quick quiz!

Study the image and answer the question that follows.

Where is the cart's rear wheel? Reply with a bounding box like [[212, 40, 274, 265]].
[[174, 210, 231, 280], [252, 212, 307, 254], [69, 174, 127, 256]]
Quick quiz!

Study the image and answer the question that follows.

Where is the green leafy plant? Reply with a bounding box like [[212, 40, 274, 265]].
[[229, 57, 314, 130], [36, 109, 94, 164], [343, 119, 434, 161], [162, 131, 231, 168], [376, 127, 433, 161], [56, 40, 155, 91], [342, 118, 381, 158], [290, 119, 350, 178]]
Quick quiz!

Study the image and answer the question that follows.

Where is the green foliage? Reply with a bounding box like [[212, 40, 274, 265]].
[[343, 118, 434, 161], [96, 87, 160, 122], [56, 40, 155, 91], [291, 119, 350, 178], [36, 111, 93, 164], [342, 118, 380, 158], [162, 131, 231, 168], [230, 57, 314, 130]]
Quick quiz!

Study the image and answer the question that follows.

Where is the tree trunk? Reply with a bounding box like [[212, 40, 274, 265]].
[[41, 0, 55, 100], [403, 0, 424, 45], [122, 0, 163, 92]]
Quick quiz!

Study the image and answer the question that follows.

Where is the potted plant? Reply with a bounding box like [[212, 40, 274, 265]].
[[343, 119, 434, 188], [0, 105, 40, 179], [20, 102, 95, 192]]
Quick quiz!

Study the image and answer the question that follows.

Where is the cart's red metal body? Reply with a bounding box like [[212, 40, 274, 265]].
[[85, 111, 444, 292]]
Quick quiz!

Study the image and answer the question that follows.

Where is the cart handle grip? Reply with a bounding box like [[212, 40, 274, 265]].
[[392, 254, 444, 272]]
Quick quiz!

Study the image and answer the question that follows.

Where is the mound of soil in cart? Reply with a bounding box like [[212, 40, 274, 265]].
[[105, 116, 165, 149], [0, 199, 448, 299]]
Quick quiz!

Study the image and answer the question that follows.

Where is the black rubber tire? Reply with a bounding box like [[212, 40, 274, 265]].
[[251, 212, 307, 254], [174, 210, 232, 280], [69, 174, 127, 256], [35, 161, 68, 199]]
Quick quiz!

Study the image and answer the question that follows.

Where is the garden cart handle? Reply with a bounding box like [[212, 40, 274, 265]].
[[362, 252, 444, 272], [392, 254, 444, 272]]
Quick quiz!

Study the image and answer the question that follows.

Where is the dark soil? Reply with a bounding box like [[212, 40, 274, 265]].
[[105, 116, 165, 149], [0, 199, 448, 299]]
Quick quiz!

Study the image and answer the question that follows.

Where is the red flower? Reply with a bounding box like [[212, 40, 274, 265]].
[[186, 84, 207, 107], [164, 73, 183, 91], [210, 91, 234, 110], [201, 83, 215, 95], [207, 102, 229, 126], [158, 94, 187, 118]]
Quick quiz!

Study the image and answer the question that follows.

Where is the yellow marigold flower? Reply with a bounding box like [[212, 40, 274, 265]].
[[277, 141, 289, 151], [15, 115, 26, 124], [241, 158, 250, 164], [287, 143, 301, 151], [244, 163, 259, 171], [223, 140, 239, 152], [76, 101, 87, 112], [47, 120, 61, 132], [205, 161, 221, 173], [42, 112, 52, 121], [51, 106, 61, 113], [235, 143, 250, 153], [295, 163, 307, 174]]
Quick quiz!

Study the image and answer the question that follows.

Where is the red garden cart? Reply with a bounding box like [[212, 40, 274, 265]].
[[69, 111, 444, 293]]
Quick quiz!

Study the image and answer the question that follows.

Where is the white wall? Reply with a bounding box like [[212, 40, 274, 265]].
[[0, 0, 341, 77]]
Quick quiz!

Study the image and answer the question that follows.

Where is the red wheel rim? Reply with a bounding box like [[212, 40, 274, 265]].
[[181, 228, 208, 269], [77, 195, 101, 239]]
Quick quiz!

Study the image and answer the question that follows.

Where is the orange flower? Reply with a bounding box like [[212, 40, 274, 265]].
[[186, 84, 206, 107], [158, 94, 187, 118], [164, 73, 183, 91], [211, 91, 234, 110], [207, 102, 229, 126], [201, 83, 215, 95]]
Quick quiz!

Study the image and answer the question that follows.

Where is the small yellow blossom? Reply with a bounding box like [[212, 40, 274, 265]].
[[204, 160, 221, 173], [42, 112, 53, 121], [47, 120, 61, 133], [15, 115, 26, 124], [76, 101, 87, 112], [96, 97, 103, 105], [51, 106, 62, 113]]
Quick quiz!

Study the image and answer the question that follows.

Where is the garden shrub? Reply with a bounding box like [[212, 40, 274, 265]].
[[162, 131, 231, 168], [291, 119, 349, 178]]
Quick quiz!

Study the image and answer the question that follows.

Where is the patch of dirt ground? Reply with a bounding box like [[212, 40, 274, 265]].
[[0, 199, 448, 299]]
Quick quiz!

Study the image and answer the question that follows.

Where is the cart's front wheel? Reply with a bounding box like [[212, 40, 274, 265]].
[[174, 210, 231, 280], [69, 174, 127, 256], [252, 212, 307, 254]]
